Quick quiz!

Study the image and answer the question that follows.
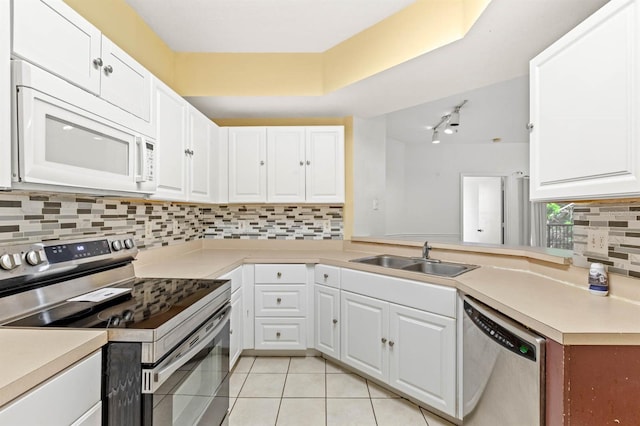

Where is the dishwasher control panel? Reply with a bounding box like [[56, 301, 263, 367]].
[[464, 300, 537, 362]]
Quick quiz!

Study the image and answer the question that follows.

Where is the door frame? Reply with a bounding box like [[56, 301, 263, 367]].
[[460, 173, 506, 244]]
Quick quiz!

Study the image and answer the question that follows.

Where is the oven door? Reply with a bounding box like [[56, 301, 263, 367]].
[[142, 304, 230, 426]]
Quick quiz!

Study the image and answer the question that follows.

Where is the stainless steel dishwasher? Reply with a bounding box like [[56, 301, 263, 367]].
[[462, 296, 545, 425]]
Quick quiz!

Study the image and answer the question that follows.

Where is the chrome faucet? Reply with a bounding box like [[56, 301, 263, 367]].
[[422, 241, 431, 259]]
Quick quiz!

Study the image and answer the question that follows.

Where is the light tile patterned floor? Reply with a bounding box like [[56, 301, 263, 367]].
[[228, 356, 455, 426]]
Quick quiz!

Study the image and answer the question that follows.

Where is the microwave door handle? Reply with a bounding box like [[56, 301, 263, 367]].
[[135, 136, 147, 183], [151, 308, 231, 391]]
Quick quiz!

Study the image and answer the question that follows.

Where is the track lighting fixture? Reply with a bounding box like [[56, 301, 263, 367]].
[[429, 100, 467, 143]]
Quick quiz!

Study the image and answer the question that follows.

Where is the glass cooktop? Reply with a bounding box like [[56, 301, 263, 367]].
[[5, 277, 229, 329]]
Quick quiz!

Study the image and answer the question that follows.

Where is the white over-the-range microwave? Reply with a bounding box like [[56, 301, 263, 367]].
[[11, 60, 156, 196]]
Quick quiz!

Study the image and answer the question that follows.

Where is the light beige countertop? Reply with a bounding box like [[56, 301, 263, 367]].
[[135, 239, 640, 346], [0, 329, 107, 407]]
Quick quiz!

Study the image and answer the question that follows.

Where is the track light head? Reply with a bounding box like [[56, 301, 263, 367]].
[[449, 110, 460, 127], [432, 130, 440, 144]]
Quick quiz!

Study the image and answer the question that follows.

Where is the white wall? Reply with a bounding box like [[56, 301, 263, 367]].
[[353, 116, 387, 236], [385, 137, 406, 235], [386, 142, 529, 241]]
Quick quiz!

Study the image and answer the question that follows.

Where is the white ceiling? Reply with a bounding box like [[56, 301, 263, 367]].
[[183, 0, 610, 120], [124, 0, 415, 52]]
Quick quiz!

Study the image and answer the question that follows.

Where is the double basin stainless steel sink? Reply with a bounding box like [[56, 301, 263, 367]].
[[349, 254, 478, 278]]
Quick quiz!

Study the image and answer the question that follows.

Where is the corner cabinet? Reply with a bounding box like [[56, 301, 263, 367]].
[[226, 126, 345, 203], [152, 78, 222, 203], [529, 0, 640, 201]]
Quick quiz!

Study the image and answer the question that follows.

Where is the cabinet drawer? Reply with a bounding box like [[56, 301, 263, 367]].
[[255, 318, 306, 350], [314, 265, 340, 288], [255, 285, 307, 317], [0, 350, 101, 425], [255, 264, 307, 283]]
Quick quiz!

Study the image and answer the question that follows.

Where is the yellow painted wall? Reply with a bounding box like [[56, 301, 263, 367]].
[[175, 53, 323, 96], [63, 0, 176, 89], [214, 117, 354, 240]]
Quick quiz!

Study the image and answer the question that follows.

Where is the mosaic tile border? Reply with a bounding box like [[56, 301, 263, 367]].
[[0, 192, 344, 249], [573, 201, 640, 277]]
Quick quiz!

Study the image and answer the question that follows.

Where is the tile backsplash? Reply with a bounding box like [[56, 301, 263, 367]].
[[0, 192, 344, 249], [573, 201, 640, 277], [202, 204, 343, 240]]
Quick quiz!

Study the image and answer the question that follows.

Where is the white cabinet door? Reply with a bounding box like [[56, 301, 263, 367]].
[[341, 291, 389, 382], [228, 127, 267, 202], [389, 303, 456, 417], [100, 36, 152, 122], [530, 0, 640, 201], [305, 126, 345, 203], [12, 0, 102, 94], [188, 109, 215, 203], [267, 127, 306, 202], [315, 284, 340, 358], [230, 288, 243, 369], [152, 79, 188, 201], [0, 0, 10, 188]]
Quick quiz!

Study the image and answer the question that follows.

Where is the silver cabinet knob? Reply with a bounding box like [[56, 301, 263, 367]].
[[306, 160, 311, 166], [230, 329, 233, 335], [104, 64, 114, 74], [527, 123, 534, 130], [389, 341, 395, 347], [381, 337, 387, 344], [324, 273, 329, 280], [299, 161, 304, 166], [277, 272, 282, 278], [260, 160, 265, 166], [332, 319, 338, 324], [92, 57, 103, 68], [276, 332, 281, 338], [276, 297, 282, 304]]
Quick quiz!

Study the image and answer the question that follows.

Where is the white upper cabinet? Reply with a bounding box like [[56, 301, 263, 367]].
[[530, 0, 640, 201], [152, 80, 188, 200], [227, 126, 345, 203], [152, 79, 220, 203], [306, 126, 345, 203], [12, 0, 151, 124], [228, 127, 268, 203], [267, 127, 307, 202], [1, 0, 10, 189]]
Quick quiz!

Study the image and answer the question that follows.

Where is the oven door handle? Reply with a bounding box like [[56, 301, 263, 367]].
[[145, 305, 230, 393]]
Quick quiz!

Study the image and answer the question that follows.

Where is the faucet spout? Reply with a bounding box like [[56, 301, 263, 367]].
[[422, 241, 431, 259]]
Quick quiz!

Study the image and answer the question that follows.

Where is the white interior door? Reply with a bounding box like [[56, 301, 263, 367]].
[[462, 176, 504, 244]]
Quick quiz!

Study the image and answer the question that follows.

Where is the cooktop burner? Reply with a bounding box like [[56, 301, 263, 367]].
[[5, 277, 228, 329]]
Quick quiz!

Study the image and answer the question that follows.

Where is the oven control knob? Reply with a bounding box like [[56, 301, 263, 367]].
[[124, 239, 135, 250], [122, 310, 134, 322], [0, 253, 21, 270], [111, 240, 123, 251], [25, 250, 44, 266], [109, 315, 121, 327]]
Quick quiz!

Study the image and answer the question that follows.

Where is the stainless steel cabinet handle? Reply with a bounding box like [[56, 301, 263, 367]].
[[104, 64, 113, 74], [276, 331, 281, 338], [92, 57, 103, 68], [389, 341, 395, 347], [276, 297, 282, 304], [333, 319, 338, 324], [277, 272, 282, 278], [381, 337, 387, 344], [477, 229, 483, 232]]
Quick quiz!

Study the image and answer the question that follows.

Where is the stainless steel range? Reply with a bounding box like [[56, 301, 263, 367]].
[[0, 235, 231, 426]]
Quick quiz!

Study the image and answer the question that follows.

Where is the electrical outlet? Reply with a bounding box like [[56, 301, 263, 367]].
[[372, 198, 379, 211], [145, 221, 153, 236], [323, 220, 331, 232], [587, 229, 609, 255], [238, 220, 247, 232]]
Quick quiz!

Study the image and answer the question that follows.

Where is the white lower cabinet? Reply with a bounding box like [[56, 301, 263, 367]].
[[314, 284, 340, 358], [230, 287, 244, 368], [254, 264, 308, 350], [341, 291, 389, 381], [0, 350, 102, 425], [388, 303, 456, 416]]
